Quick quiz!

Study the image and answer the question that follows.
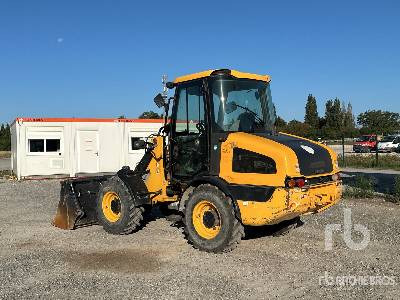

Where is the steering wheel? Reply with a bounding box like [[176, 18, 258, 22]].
[[238, 112, 256, 132], [196, 121, 206, 136]]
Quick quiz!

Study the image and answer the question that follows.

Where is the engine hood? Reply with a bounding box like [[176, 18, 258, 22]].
[[254, 133, 334, 176], [378, 142, 392, 147]]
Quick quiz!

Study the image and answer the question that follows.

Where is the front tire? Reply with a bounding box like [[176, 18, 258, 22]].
[[96, 176, 144, 235], [184, 184, 244, 253]]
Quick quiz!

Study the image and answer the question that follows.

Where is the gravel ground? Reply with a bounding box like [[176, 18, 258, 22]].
[[0, 179, 399, 299]]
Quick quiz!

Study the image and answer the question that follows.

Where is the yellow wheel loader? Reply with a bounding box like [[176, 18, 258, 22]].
[[53, 69, 342, 253]]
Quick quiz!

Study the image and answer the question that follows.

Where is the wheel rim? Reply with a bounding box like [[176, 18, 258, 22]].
[[192, 200, 221, 239], [102, 191, 121, 222]]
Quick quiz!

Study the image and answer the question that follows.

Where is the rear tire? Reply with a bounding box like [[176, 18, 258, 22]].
[[184, 184, 244, 253], [96, 176, 144, 235]]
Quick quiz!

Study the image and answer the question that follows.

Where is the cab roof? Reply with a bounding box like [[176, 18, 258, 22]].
[[173, 69, 271, 84]]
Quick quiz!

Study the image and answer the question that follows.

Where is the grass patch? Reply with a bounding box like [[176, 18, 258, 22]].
[[339, 154, 400, 171], [343, 174, 400, 203], [0, 169, 13, 178], [343, 175, 376, 199], [395, 176, 400, 199], [385, 175, 400, 203], [0, 151, 11, 158]]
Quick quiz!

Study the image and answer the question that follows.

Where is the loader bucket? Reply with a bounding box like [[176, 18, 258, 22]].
[[52, 181, 84, 229], [52, 178, 104, 230], [52, 199, 81, 229]]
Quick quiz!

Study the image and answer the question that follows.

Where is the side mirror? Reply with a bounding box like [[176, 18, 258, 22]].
[[166, 82, 175, 89], [132, 139, 146, 150], [154, 93, 166, 108], [225, 101, 237, 114]]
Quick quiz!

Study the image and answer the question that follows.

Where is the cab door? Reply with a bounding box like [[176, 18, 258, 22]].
[[171, 80, 208, 178]]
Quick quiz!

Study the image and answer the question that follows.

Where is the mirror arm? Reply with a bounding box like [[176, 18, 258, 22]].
[[163, 97, 174, 129]]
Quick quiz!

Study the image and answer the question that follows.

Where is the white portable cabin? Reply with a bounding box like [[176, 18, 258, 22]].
[[10, 118, 163, 180]]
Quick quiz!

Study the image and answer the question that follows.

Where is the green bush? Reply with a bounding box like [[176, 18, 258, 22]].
[[387, 175, 400, 203], [339, 154, 400, 171], [343, 175, 375, 199]]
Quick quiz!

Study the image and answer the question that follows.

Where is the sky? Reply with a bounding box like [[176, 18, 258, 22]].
[[0, 0, 399, 124]]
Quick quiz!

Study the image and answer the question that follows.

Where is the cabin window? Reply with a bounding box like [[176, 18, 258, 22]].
[[28, 138, 61, 153], [46, 139, 61, 152], [29, 139, 45, 152], [131, 137, 145, 151]]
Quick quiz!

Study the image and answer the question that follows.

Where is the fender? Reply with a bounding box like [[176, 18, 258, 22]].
[[116, 166, 151, 206], [186, 175, 243, 221]]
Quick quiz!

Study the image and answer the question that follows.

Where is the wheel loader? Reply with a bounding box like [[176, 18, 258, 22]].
[[53, 69, 342, 252]]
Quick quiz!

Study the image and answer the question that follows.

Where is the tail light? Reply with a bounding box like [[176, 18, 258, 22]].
[[287, 178, 296, 188], [286, 177, 306, 188], [296, 178, 305, 188]]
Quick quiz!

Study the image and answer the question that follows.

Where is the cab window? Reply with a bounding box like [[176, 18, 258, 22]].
[[175, 84, 205, 134]]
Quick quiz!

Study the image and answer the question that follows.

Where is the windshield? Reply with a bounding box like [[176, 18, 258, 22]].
[[210, 79, 276, 133], [381, 136, 395, 142], [358, 135, 373, 142]]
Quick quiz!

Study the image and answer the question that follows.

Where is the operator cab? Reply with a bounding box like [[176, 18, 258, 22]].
[[158, 69, 276, 182]]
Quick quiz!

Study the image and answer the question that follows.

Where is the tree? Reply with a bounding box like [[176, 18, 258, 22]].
[[318, 117, 327, 131], [304, 94, 319, 128], [285, 120, 311, 137], [138, 111, 163, 119], [274, 116, 287, 132], [304, 94, 319, 138], [357, 110, 400, 135], [342, 102, 357, 137], [323, 98, 343, 139], [0, 123, 11, 151]]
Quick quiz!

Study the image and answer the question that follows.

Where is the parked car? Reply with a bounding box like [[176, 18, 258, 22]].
[[377, 135, 400, 152], [396, 142, 400, 153], [353, 134, 378, 153]]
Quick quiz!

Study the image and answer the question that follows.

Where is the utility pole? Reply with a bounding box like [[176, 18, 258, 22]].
[[375, 133, 379, 166], [162, 75, 168, 100], [342, 135, 345, 166]]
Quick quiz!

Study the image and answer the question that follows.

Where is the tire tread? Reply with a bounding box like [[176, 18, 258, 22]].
[[97, 176, 144, 235], [183, 184, 244, 253]]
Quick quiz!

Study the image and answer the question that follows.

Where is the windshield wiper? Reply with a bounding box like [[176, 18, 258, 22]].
[[233, 103, 265, 126]]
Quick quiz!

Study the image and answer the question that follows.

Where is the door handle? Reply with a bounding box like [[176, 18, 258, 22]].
[[95, 152, 99, 156]]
